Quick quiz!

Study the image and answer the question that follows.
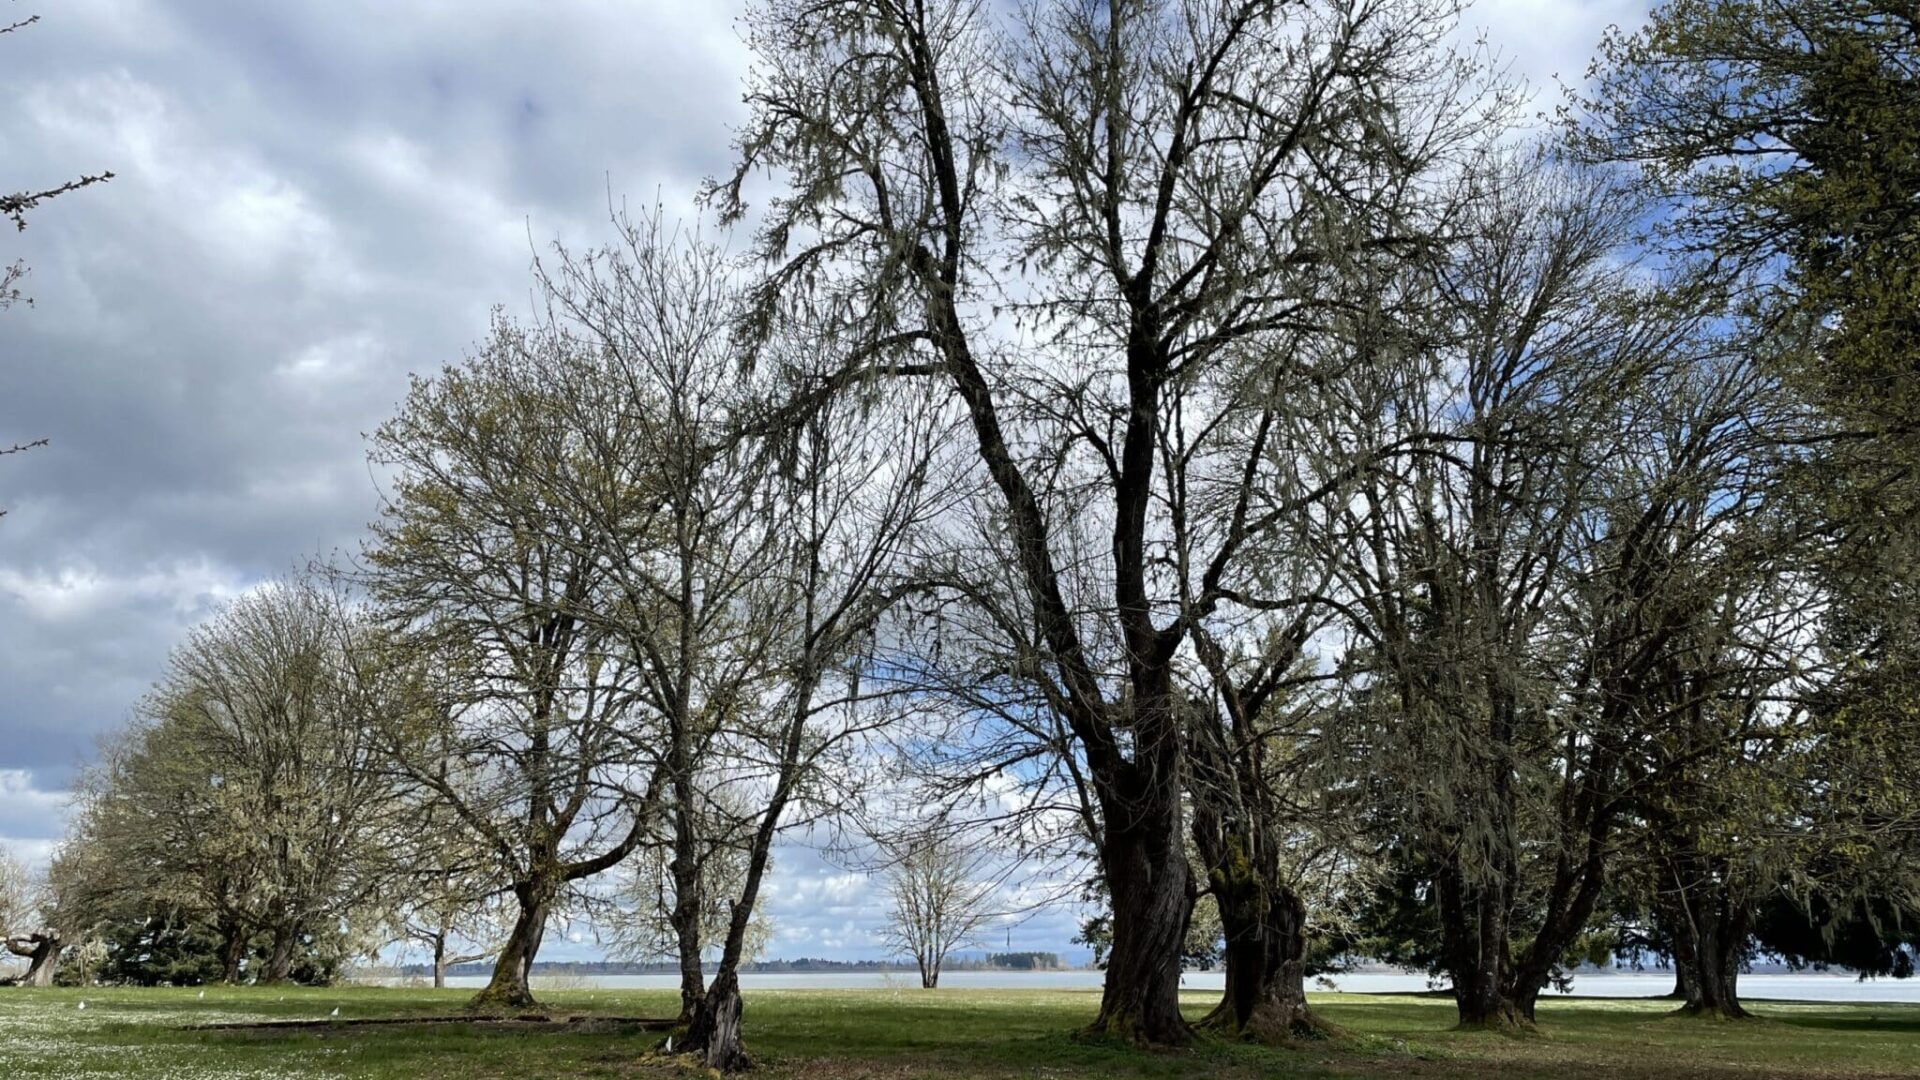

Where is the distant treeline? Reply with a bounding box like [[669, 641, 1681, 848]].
[[416, 953, 1067, 978]]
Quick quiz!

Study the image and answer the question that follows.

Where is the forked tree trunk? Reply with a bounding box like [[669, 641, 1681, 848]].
[[1438, 868, 1526, 1030], [473, 882, 551, 1008], [1201, 874, 1325, 1041], [1086, 752, 1192, 1047], [1665, 888, 1750, 1020], [1187, 623, 1334, 1045], [1190, 771, 1331, 1044]]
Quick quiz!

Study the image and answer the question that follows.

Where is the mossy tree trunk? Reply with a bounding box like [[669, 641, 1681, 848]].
[[1205, 881, 1322, 1041], [473, 878, 554, 1009], [1186, 642, 1332, 1046], [1191, 818, 1328, 1043]]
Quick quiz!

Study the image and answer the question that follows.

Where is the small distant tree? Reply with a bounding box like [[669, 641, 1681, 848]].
[[880, 833, 999, 989], [387, 859, 509, 990]]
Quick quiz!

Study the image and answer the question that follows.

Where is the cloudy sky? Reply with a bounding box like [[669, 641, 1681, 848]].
[[0, 0, 1644, 962]]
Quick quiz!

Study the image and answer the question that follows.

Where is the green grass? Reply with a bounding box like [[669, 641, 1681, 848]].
[[1, 984, 1916, 1078]]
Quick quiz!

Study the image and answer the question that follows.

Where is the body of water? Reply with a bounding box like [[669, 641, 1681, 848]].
[[431, 969, 1920, 1002]]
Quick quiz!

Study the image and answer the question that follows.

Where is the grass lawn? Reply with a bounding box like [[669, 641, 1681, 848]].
[[1, 984, 1915, 1078]]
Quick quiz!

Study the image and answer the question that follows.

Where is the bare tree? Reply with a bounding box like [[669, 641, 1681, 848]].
[[361, 325, 662, 1008], [677, 330, 947, 1070], [1322, 151, 1825, 1027], [879, 830, 1000, 988], [384, 826, 510, 990], [609, 799, 773, 977], [720, 0, 1501, 1046], [502, 205, 946, 1066], [526, 211, 789, 1022], [2, 5, 111, 512]]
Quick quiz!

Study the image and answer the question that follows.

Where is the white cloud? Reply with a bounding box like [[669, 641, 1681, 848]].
[[0, 559, 245, 622]]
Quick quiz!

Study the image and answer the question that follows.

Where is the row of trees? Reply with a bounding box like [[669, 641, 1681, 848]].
[[6, 0, 1919, 1069]]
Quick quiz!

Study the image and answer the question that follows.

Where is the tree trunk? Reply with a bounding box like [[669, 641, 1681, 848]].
[[1666, 888, 1750, 1020], [669, 840, 706, 1022], [1438, 868, 1525, 1030], [1086, 756, 1192, 1046], [473, 882, 550, 1008], [922, 961, 938, 990], [7, 934, 64, 987], [24, 938, 62, 987], [687, 966, 748, 1072], [1201, 877, 1326, 1041], [219, 920, 248, 985], [1667, 961, 1693, 1001], [261, 921, 300, 984], [432, 932, 448, 989], [1189, 802, 1331, 1043]]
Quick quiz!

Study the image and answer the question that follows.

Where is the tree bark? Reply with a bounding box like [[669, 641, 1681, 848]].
[[1086, 749, 1192, 1047], [432, 932, 448, 989], [1200, 870, 1325, 1042], [1668, 961, 1694, 1001], [1189, 718, 1331, 1044], [473, 881, 551, 1008], [687, 966, 748, 1072], [668, 796, 707, 1022]]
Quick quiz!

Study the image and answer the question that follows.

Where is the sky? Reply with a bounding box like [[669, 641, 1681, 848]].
[[0, 0, 1646, 963]]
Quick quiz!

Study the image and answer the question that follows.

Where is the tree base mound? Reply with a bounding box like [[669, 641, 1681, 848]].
[[1198, 1001, 1344, 1044], [1073, 1018, 1195, 1050], [1451, 1008, 1538, 1035], [1668, 1003, 1753, 1022]]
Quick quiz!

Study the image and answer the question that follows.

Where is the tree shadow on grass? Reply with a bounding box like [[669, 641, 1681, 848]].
[[1771, 1012, 1920, 1036]]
